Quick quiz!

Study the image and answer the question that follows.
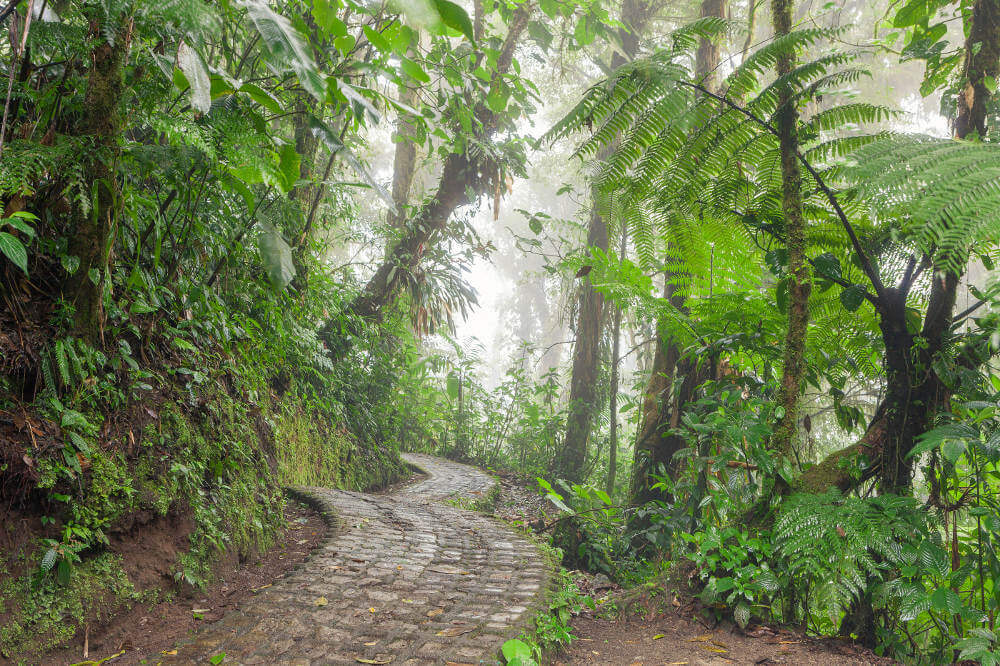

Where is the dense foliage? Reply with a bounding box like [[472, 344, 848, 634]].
[[3, 0, 1000, 662]]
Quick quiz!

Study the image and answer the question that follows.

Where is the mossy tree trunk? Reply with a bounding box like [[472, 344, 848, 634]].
[[770, 0, 811, 462], [65, 10, 132, 343], [289, 96, 321, 293]]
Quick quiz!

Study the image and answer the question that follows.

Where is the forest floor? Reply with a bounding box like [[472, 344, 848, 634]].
[[556, 607, 893, 665]]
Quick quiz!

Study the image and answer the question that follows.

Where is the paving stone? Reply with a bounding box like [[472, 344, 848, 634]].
[[160, 454, 550, 665]]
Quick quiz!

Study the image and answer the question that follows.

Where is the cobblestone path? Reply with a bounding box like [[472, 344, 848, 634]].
[[162, 454, 550, 665]]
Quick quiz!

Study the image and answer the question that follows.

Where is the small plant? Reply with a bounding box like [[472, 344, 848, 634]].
[[500, 638, 537, 666], [681, 526, 780, 628]]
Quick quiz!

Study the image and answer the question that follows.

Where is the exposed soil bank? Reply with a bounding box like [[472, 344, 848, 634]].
[[32, 498, 326, 666]]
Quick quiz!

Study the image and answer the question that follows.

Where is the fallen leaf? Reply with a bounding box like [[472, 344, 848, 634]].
[[315, 597, 328, 607], [703, 646, 728, 653], [364, 641, 377, 646], [355, 658, 393, 665], [445, 662, 475, 666], [162, 650, 178, 656], [192, 608, 210, 613], [427, 608, 444, 617], [652, 634, 665, 640], [688, 634, 712, 642], [436, 627, 474, 637]]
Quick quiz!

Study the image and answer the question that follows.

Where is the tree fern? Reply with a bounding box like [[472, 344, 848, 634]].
[[842, 135, 1000, 276]]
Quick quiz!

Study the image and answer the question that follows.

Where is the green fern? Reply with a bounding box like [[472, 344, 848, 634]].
[[842, 134, 1000, 275], [776, 490, 932, 623]]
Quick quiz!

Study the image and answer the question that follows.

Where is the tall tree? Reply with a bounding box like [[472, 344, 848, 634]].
[[65, 7, 133, 342], [629, 0, 726, 504], [769, 0, 811, 461], [795, 0, 1000, 497], [551, 0, 654, 483]]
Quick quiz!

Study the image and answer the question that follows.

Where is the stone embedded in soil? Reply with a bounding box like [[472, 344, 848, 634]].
[[160, 453, 550, 665]]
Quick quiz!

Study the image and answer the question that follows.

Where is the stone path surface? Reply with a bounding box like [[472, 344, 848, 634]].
[[161, 453, 550, 665]]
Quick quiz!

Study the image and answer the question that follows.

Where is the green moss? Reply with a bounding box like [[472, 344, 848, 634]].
[[0, 553, 146, 662], [272, 400, 404, 491]]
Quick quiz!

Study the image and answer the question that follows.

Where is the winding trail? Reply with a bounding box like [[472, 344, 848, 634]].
[[162, 453, 551, 665]]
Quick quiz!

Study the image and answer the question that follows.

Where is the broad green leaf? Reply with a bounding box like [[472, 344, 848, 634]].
[[894, 0, 929, 28], [501, 638, 536, 665], [430, 0, 475, 42], [401, 57, 430, 83], [0, 231, 28, 274], [812, 252, 842, 280], [839, 284, 867, 312], [257, 222, 296, 290], [239, 82, 284, 115], [312, 0, 347, 36], [334, 34, 356, 55], [363, 25, 391, 54], [176, 41, 211, 114]]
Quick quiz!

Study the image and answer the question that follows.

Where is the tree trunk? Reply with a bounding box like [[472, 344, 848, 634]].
[[606, 230, 627, 496], [552, 0, 653, 483], [387, 75, 420, 231], [65, 12, 131, 342], [552, 208, 609, 482], [289, 97, 321, 292], [629, 0, 724, 504], [954, 0, 1000, 140], [770, 0, 811, 460], [326, 8, 529, 336]]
